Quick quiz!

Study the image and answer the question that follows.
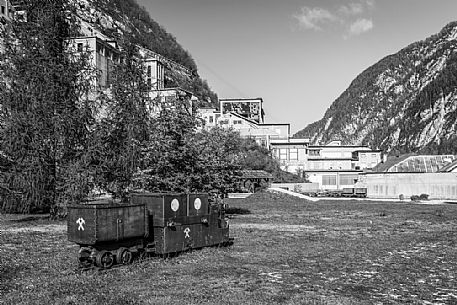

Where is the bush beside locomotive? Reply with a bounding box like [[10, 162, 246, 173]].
[[67, 193, 231, 269]]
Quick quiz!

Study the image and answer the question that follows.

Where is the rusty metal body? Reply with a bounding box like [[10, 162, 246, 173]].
[[67, 192, 231, 268]]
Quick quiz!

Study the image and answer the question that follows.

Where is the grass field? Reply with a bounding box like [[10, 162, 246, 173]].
[[1, 191, 457, 304]]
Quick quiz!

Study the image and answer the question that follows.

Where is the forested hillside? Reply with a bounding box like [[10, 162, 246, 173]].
[[74, 0, 217, 105], [295, 22, 457, 154]]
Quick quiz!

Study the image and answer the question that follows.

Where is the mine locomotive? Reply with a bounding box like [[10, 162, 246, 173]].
[[67, 192, 232, 269]]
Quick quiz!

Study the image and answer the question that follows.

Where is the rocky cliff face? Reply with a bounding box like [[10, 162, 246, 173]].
[[69, 0, 217, 104], [294, 22, 457, 154]]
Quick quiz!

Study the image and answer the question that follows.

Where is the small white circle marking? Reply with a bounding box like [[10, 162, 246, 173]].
[[194, 198, 202, 210], [171, 199, 180, 212]]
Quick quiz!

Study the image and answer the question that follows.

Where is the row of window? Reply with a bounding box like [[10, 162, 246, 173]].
[[322, 174, 358, 186], [369, 184, 457, 197], [278, 148, 299, 161], [309, 161, 352, 170], [213, 119, 243, 125]]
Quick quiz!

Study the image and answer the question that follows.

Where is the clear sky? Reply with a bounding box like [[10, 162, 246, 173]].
[[136, 0, 457, 134]]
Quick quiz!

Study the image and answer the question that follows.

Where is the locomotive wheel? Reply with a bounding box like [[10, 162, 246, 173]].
[[95, 250, 114, 269], [116, 247, 133, 265]]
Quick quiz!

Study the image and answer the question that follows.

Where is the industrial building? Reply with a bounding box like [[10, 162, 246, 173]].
[[356, 155, 457, 200], [67, 36, 197, 115], [197, 105, 290, 148], [270, 139, 382, 190], [220, 98, 265, 124]]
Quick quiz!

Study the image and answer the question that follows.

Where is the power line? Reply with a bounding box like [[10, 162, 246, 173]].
[[196, 59, 248, 98]]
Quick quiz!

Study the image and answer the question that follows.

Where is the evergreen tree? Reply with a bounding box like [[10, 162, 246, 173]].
[[93, 39, 150, 200], [134, 96, 200, 193], [0, 0, 94, 213]]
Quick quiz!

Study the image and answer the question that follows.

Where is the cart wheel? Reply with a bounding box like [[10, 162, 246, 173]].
[[78, 248, 92, 268], [116, 247, 133, 265], [95, 250, 114, 269]]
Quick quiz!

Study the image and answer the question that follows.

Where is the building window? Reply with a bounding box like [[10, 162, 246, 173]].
[[309, 149, 320, 156], [147, 65, 151, 77], [219, 120, 228, 125], [209, 116, 214, 123], [1, 6, 5, 15], [340, 174, 358, 186], [77, 43, 83, 52], [289, 148, 298, 160], [233, 120, 242, 125], [96, 42, 103, 54], [279, 149, 288, 160], [322, 175, 337, 186], [260, 139, 267, 147]]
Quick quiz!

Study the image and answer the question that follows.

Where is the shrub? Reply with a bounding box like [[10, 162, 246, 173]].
[[399, 194, 405, 201], [410, 195, 420, 202], [419, 193, 429, 200], [225, 207, 251, 215], [294, 184, 303, 193]]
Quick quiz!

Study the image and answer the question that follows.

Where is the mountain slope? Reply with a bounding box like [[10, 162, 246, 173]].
[[72, 0, 217, 105], [294, 22, 457, 154]]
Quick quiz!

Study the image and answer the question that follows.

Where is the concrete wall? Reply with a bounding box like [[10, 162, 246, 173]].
[[356, 172, 457, 199], [271, 182, 319, 193], [307, 172, 360, 190]]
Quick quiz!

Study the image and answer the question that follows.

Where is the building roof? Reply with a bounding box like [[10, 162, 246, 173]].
[[373, 154, 456, 173], [227, 111, 259, 125], [270, 138, 310, 145], [238, 170, 273, 179], [220, 98, 263, 102], [373, 154, 413, 172], [306, 170, 363, 173], [439, 159, 457, 172], [308, 145, 372, 149]]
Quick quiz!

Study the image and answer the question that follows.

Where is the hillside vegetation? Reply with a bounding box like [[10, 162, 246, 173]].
[[0, 0, 287, 214], [295, 22, 457, 154], [76, 0, 217, 105]]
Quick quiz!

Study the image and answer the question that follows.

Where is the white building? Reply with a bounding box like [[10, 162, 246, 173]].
[[197, 107, 290, 148], [68, 36, 197, 116], [270, 139, 382, 190], [67, 36, 120, 90]]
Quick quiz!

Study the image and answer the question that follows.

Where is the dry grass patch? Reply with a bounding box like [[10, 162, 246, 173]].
[[1, 192, 456, 304]]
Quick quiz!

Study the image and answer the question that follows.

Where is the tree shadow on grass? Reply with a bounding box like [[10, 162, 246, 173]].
[[226, 207, 251, 215]]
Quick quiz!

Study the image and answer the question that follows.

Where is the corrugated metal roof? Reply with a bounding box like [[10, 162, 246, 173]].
[[439, 159, 457, 172], [373, 154, 456, 173], [372, 154, 414, 172]]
